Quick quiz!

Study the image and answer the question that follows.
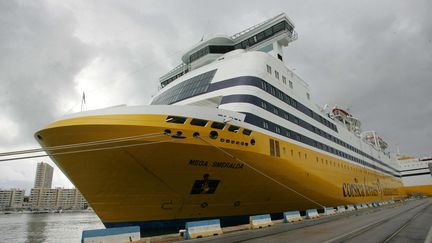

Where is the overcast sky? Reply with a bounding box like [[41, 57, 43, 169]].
[[1, 0, 431, 193]]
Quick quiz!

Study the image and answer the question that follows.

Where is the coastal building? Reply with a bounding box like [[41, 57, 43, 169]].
[[29, 161, 88, 210], [30, 188, 58, 209], [34, 162, 53, 189], [30, 188, 88, 210], [0, 189, 25, 210]]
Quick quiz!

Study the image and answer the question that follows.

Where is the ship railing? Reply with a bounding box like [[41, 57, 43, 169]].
[[231, 13, 286, 40], [159, 63, 189, 82]]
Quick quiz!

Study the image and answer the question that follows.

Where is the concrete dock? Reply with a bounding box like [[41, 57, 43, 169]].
[[169, 198, 432, 243]]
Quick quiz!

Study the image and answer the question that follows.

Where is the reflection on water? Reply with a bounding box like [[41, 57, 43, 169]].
[[26, 214, 48, 243], [0, 212, 104, 243]]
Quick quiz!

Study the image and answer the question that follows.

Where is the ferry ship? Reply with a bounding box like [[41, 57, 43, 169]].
[[399, 156, 432, 197], [35, 13, 407, 235]]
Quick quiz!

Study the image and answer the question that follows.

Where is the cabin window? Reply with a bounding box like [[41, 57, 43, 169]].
[[261, 101, 267, 109], [269, 139, 275, 156], [275, 70, 279, 80], [264, 28, 273, 37], [282, 76, 287, 84], [273, 107, 279, 115], [275, 141, 280, 157], [275, 126, 281, 134], [269, 139, 280, 157], [261, 81, 267, 90], [190, 118, 208, 126], [306, 93, 310, 100], [165, 116, 187, 124], [289, 80, 293, 89], [243, 129, 252, 136], [266, 65, 272, 74], [228, 125, 240, 133], [211, 122, 225, 130], [263, 121, 269, 129]]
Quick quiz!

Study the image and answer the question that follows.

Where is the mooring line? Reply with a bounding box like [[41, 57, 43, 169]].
[[197, 136, 326, 209]]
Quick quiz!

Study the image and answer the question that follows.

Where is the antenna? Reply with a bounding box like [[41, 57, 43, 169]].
[[80, 92, 86, 112]]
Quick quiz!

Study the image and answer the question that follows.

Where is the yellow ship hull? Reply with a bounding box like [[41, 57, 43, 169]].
[[404, 185, 432, 197], [35, 113, 406, 234]]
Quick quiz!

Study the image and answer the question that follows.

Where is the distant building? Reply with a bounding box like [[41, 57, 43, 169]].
[[28, 161, 88, 210], [30, 188, 58, 209], [34, 162, 53, 189], [0, 189, 25, 210], [30, 188, 88, 210]]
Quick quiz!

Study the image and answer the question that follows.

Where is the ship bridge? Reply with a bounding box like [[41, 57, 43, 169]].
[[159, 13, 298, 88]]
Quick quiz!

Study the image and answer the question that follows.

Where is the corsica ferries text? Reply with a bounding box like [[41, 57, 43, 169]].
[[342, 182, 380, 197]]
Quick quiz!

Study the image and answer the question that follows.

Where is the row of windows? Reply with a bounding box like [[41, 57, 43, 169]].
[[266, 65, 294, 89], [254, 78, 397, 172], [259, 78, 337, 132], [222, 94, 397, 173], [282, 147, 378, 175], [160, 69, 189, 88], [188, 21, 294, 64], [233, 21, 293, 50], [244, 113, 399, 177], [165, 115, 252, 136], [152, 69, 217, 105], [189, 45, 235, 63], [156, 75, 396, 174]]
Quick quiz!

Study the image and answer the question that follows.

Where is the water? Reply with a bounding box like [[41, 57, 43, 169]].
[[0, 212, 104, 243]]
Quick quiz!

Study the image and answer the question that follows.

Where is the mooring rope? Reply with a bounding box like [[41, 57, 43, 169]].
[[197, 136, 326, 208]]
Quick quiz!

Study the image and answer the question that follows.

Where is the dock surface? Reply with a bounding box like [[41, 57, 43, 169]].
[[182, 198, 432, 243]]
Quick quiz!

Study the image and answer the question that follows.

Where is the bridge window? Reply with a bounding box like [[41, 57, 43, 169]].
[[228, 125, 240, 133], [211, 122, 225, 130], [242, 129, 252, 136], [190, 118, 208, 126], [152, 69, 216, 105], [165, 116, 187, 124]]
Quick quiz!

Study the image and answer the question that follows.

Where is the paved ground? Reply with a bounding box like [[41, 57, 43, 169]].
[[184, 198, 432, 243]]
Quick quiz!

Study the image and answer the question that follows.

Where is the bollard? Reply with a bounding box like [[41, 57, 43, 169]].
[[337, 205, 346, 213], [184, 219, 223, 240], [249, 214, 273, 229], [305, 209, 320, 219], [324, 207, 336, 216], [81, 226, 140, 243], [283, 211, 303, 223], [347, 205, 355, 211]]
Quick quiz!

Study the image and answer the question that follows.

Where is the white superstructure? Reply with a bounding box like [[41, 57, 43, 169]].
[[400, 157, 432, 188], [152, 13, 401, 178]]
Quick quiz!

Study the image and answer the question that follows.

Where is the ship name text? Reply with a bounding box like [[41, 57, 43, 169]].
[[188, 159, 244, 169]]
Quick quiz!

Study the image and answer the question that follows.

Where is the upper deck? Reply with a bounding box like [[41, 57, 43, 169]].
[[159, 13, 297, 88]]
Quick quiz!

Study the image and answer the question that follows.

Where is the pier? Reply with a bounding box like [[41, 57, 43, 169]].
[[137, 198, 432, 243]]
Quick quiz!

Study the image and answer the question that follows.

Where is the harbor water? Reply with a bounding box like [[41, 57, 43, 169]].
[[0, 211, 103, 243]]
